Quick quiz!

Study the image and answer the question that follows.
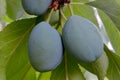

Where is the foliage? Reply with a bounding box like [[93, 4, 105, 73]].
[[0, 0, 120, 80]]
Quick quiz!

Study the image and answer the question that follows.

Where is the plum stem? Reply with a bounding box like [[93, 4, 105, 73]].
[[46, 9, 54, 23], [60, 8, 67, 21], [70, 2, 85, 5], [64, 52, 69, 80], [68, 4, 74, 15]]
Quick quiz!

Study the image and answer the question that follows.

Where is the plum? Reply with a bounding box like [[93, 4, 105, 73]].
[[28, 22, 63, 72], [62, 15, 104, 62], [22, 0, 52, 15]]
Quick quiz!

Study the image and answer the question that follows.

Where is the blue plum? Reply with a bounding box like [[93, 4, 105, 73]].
[[28, 22, 63, 72], [22, 0, 52, 15], [62, 15, 104, 62]]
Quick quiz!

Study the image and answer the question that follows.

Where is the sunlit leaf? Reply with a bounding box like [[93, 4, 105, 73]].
[[86, 0, 120, 55], [98, 10, 120, 55], [87, 0, 120, 31]]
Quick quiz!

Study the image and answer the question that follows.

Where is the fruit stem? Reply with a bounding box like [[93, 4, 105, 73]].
[[54, 10, 62, 29], [70, 2, 85, 5], [64, 52, 69, 80], [68, 4, 74, 16], [46, 9, 54, 23], [59, 9, 64, 28], [60, 8, 67, 21]]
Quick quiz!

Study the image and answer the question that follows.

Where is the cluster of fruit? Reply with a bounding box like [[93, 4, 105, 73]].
[[22, 0, 104, 72]]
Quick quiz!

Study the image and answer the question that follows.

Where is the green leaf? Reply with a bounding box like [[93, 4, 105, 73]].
[[98, 10, 120, 55], [50, 53, 85, 80], [22, 68, 36, 80], [85, 0, 120, 55], [0, 56, 6, 80], [0, 18, 36, 80], [87, 0, 120, 31], [6, 0, 24, 20], [115, 0, 120, 4], [38, 72, 51, 80], [50, 58, 65, 80], [104, 46, 120, 80], [0, 0, 6, 19], [72, 5, 98, 25], [64, 3, 98, 25], [79, 52, 109, 80]]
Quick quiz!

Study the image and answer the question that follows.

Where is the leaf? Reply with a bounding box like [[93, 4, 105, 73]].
[[98, 10, 120, 55], [64, 3, 98, 25], [0, 56, 6, 80], [0, 18, 37, 80], [87, 0, 120, 31], [38, 72, 51, 80], [0, 0, 6, 19], [22, 68, 36, 80], [6, 0, 24, 19], [50, 53, 86, 80], [104, 46, 120, 80], [50, 58, 65, 80], [79, 52, 109, 80], [86, 0, 120, 55]]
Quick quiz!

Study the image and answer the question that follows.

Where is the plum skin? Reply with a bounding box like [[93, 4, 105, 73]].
[[28, 22, 63, 72], [22, 0, 52, 15], [62, 15, 104, 62]]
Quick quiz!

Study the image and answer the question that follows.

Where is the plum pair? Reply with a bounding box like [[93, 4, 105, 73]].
[[28, 15, 104, 72]]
